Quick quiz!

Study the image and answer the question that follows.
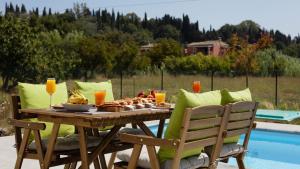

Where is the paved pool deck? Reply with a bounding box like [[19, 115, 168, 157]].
[[4, 120, 300, 169]]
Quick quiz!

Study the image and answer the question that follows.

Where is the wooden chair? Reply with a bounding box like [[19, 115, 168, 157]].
[[10, 95, 105, 169], [10, 95, 142, 169], [114, 105, 230, 169], [218, 101, 258, 169]]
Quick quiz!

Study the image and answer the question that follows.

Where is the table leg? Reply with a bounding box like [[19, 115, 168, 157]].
[[157, 119, 165, 138], [43, 123, 60, 169], [136, 122, 155, 137], [79, 125, 122, 169], [78, 126, 89, 169]]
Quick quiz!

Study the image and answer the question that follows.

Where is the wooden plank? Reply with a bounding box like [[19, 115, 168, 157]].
[[107, 152, 116, 169], [33, 130, 45, 169], [183, 137, 217, 151], [78, 126, 89, 169], [227, 128, 249, 137], [229, 111, 253, 121], [14, 129, 31, 169], [227, 120, 251, 130], [8, 119, 46, 130], [136, 122, 155, 137], [157, 119, 165, 138], [185, 127, 219, 141], [231, 102, 255, 112], [127, 144, 142, 169], [146, 146, 160, 169], [190, 105, 224, 119], [119, 133, 179, 148], [188, 117, 222, 130], [43, 123, 60, 169]]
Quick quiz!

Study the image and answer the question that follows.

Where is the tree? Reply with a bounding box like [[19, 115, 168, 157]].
[[42, 7, 47, 16], [78, 36, 112, 81], [146, 38, 182, 67], [155, 24, 180, 40], [21, 4, 26, 13], [0, 16, 40, 90], [113, 41, 139, 98]]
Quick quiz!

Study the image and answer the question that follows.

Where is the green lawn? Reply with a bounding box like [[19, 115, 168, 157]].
[[81, 74, 300, 110]]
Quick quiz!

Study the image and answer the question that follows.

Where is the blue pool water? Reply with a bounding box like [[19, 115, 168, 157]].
[[149, 125, 300, 169], [256, 109, 300, 121]]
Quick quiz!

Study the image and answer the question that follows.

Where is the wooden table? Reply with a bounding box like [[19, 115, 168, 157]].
[[20, 108, 171, 169]]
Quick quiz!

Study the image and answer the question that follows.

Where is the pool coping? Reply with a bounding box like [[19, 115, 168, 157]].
[[256, 121, 300, 134]]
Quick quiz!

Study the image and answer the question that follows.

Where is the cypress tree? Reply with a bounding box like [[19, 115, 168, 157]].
[[15, 5, 20, 15], [111, 9, 115, 29], [48, 8, 52, 15], [142, 12, 148, 28], [42, 7, 47, 16], [21, 4, 26, 13], [9, 3, 14, 13]]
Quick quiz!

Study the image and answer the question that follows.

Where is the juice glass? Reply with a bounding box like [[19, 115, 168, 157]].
[[95, 90, 106, 106], [155, 91, 166, 106], [192, 81, 201, 93], [46, 78, 56, 107]]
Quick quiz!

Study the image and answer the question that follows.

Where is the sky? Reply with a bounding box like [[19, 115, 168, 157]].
[[1, 0, 300, 37]]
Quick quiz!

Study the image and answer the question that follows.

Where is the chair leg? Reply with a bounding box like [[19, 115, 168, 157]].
[[93, 157, 101, 169], [70, 162, 78, 169], [236, 154, 246, 169], [107, 152, 117, 169], [128, 144, 142, 169], [33, 130, 45, 169], [99, 154, 107, 169], [64, 164, 71, 169], [14, 129, 31, 169]]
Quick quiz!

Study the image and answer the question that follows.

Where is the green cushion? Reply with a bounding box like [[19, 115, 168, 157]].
[[18, 82, 69, 109], [221, 88, 252, 143], [221, 88, 252, 105], [75, 80, 114, 104], [18, 82, 75, 142], [158, 89, 222, 162]]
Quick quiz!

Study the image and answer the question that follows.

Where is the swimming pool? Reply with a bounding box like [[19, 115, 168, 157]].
[[256, 109, 300, 122], [149, 125, 300, 169]]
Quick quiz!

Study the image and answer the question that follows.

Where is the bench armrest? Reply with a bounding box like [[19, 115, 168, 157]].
[[8, 118, 46, 130], [119, 133, 180, 149]]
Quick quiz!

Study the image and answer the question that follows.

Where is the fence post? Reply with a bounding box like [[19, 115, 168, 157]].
[[211, 71, 214, 91], [275, 71, 278, 107], [133, 76, 136, 97], [120, 71, 123, 99], [161, 68, 164, 90]]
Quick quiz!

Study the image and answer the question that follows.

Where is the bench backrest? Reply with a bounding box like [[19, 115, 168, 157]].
[[11, 95, 37, 151], [172, 105, 229, 168], [225, 101, 258, 150]]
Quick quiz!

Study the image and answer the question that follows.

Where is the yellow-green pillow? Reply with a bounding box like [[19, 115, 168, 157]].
[[75, 80, 114, 104], [221, 88, 252, 143], [18, 82, 75, 142], [221, 88, 252, 105], [158, 89, 222, 162]]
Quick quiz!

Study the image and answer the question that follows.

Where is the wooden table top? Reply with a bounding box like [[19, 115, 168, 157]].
[[20, 108, 172, 128]]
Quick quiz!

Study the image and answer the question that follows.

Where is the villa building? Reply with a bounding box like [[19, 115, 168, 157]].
[[185, 39, 229, 56]]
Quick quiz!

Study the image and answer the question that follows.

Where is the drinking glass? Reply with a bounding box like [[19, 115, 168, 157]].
[[192, 81, 201, 93], [95, 90, 106, 106], [155, 90, 166, 106], [46, 78, 56, 108]]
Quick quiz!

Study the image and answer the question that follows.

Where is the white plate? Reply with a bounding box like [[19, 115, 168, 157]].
[[62, 103, 92, 112]]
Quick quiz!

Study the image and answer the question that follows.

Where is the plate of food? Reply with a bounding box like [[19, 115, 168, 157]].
[[63, 90, 92, 112]]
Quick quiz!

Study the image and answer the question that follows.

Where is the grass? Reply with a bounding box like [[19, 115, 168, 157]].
[[1, 74, 300, 130], [89, 74, 300, 110]]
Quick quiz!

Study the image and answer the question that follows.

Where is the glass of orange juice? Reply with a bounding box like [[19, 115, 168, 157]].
[[155, 90, 166, 106], [192, 81, 201, 93], [95, 90, 106, 106], [46, 78, 56, 108]]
